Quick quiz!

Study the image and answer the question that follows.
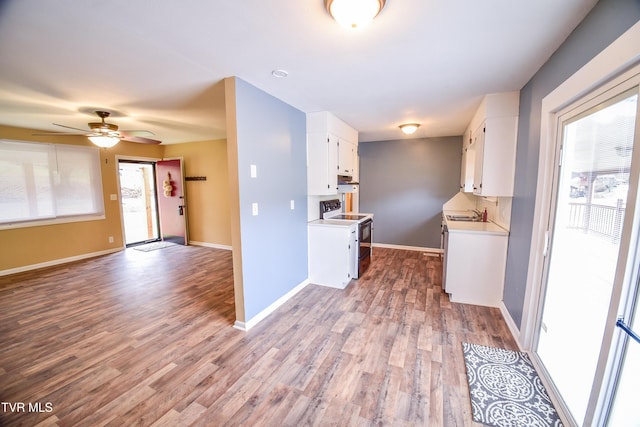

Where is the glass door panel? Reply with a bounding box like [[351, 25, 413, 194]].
[[118, 161, 160, 245], [536, 91, 638, 425]]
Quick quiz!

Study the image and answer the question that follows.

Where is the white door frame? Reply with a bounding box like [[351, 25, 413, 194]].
[[519, 21, 640, 425], [115, 155, 162, 247], [520, 20, 640, 355]]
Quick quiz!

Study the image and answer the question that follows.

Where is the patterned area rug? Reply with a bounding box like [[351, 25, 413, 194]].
[[462, 343, 564, 427]]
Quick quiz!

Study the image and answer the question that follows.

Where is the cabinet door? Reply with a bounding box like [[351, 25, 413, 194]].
[[461, 129, 476, 192], [460, 144, 467, 190], [338, 139, 355, 176], [472, 117, 517, 196], [349, 226, 358, 279], [472, 124, 485, 195], [307, 133, 338, 195], [308, 225, 353, 288], [329, 133, 339, 179]]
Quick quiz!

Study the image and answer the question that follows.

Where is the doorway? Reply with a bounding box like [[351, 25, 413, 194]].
[[533, 77, 640, 425], [118, 161, 161, 246], [155, 159, 188, 245]]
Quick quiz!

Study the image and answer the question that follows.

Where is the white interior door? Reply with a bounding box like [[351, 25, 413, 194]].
[[534, 83, 639, 425]]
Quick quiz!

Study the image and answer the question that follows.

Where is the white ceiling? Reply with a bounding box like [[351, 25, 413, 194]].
[[0, 0, 597, 144]]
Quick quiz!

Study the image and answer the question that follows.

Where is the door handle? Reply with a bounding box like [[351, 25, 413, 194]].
[[178, 205, 184, 215], [616, 318, 640, 344]]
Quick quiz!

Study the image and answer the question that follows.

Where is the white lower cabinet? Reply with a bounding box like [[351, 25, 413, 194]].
[[308, 223, 357, 289], [444, 230, 508, 307]]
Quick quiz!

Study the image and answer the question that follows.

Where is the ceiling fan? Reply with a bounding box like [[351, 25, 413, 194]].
[[34, 110, 161, 148]]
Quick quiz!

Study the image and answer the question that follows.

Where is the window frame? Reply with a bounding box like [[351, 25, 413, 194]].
[[0, 139, 106, 230]]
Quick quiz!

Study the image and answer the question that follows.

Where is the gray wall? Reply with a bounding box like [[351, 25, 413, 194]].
[[359, 136, 462, 248], [233, 78, 308, 320], [504, 0, 640, 327]]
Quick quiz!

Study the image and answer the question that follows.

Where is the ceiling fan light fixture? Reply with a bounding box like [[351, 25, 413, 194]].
[[326, 0, 386, 29], [399, 123, 420, 135], [88, 135, 120, 148]]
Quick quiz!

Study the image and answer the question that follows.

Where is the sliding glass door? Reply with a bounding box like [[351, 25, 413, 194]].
[[534, 81, 639, 425]]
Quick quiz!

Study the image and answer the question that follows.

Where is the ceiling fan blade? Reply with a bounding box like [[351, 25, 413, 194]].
[[53, 123, 90, 133], [32, 131, 87, 136], [120, 134, 162, 145], [120, 129, 155, 137]]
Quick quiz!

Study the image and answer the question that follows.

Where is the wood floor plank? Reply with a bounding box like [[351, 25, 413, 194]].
[[0, 246, 518, 426]]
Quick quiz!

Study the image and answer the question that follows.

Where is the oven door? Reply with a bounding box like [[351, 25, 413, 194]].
[[357, 218, 372, 277]]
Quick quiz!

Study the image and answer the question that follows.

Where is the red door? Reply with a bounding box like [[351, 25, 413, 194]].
[[156, 159, 188, 245]]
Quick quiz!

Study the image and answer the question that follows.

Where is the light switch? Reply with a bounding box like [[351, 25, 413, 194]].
[[252, 202, 259, 216], [290, 200, 295, 210], [110, 194, 118, 201], [250, 164, 257, 178]]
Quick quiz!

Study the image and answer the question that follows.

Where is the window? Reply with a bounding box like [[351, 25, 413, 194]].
[[0, 140, 104, 227]]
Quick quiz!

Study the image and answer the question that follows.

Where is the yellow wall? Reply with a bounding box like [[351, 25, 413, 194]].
[[163, 139, 231, 247], [0, 125, 231, 272]]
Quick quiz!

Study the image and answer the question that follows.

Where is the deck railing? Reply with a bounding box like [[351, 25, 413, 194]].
[[567, 199, 625, 242]]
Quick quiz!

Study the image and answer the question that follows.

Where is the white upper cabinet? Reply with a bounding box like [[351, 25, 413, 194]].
[[338, 139, 356, 177], [307, 112, 358, 195], [462, 92, 519, 197], [460, 129, 475, 192], [307, 132, 339, 195]]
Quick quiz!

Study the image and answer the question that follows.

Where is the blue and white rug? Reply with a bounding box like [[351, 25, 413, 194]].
[[462, 343, 564, 427]]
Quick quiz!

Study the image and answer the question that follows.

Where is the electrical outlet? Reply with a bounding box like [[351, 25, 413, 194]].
[[252, 202, 259, 216], [108, 236, 114, 243]]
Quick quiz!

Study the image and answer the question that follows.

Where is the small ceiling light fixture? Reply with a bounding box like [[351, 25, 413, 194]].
[[272, 69, 289, 78], [399, 123, 420, 135], [325, 0, 386, 29], [88, 135, 120, 148]]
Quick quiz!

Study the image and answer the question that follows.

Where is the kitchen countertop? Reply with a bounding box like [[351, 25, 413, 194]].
[[308, 219, 358, 228], [443, 210, 508, 236], [309, 213, 374, 228]]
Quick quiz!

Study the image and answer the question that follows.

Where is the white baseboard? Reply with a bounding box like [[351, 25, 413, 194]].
[[499, 302, 523, 351], [233, 278, 310, 331], [373, 243, 443, 254], [0, 248, 123, 277], [188, 241, 232, 251]]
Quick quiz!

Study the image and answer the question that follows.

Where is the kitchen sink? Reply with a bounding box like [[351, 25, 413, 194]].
[[447, 215, 482, 222]]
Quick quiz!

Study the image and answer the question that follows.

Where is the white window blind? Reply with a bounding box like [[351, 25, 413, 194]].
[[0, 140, 105, 226]]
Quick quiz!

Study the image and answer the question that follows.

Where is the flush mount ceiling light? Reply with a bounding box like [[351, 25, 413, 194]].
[[88, 135, 120, 148], [272, 69, 289, 78], [399, 123, 420, 135], [325, 0, 386, 29]]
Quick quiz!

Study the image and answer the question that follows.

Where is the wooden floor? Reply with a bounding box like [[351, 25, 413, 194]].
[[0, 245, 517, 426]]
